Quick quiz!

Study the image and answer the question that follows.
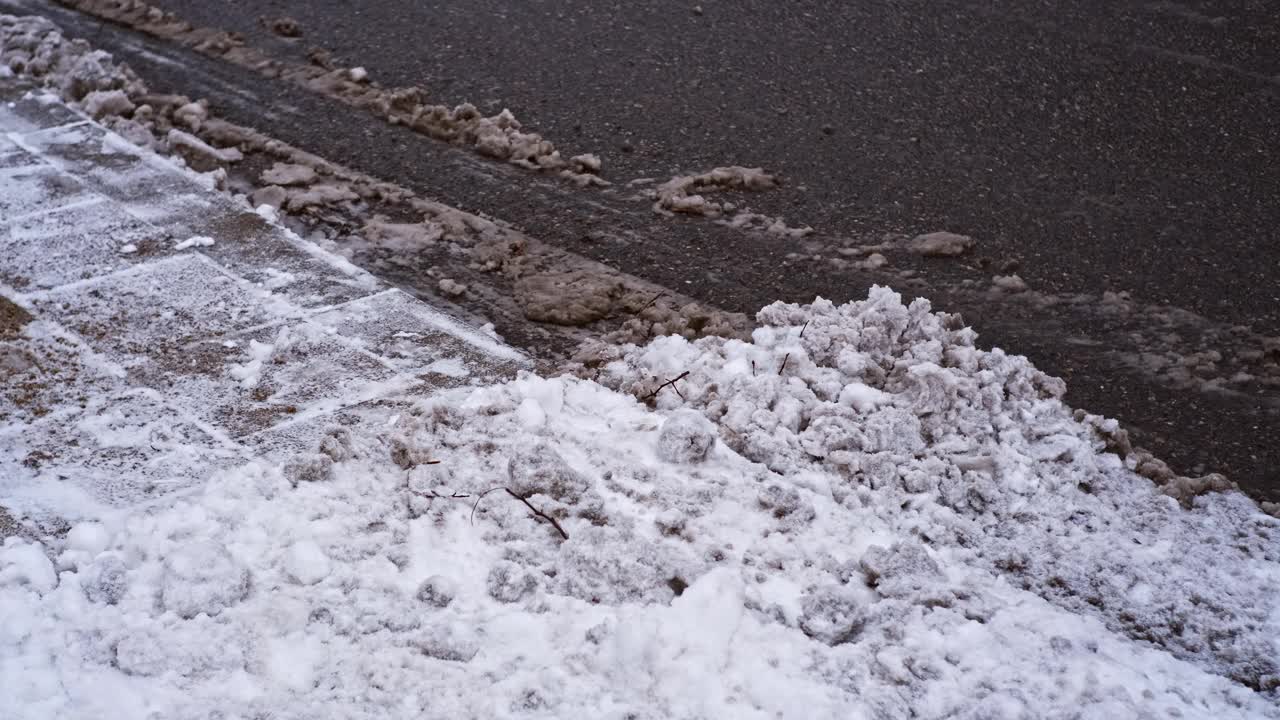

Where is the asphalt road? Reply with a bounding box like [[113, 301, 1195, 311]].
[[145, 0, 1280, 330], [15, 0, 1280, 499]]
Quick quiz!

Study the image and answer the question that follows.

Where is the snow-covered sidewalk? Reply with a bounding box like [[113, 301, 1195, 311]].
[[1, 81, 524, 526], [3, 41, 1280, 720]]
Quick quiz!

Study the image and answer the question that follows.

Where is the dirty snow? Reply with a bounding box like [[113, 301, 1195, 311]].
[[651, 165, 777, 217], [908, 231, 975, 257]]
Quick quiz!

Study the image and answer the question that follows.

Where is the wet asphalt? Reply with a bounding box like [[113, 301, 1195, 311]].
[[12, 0, 1280, 500]]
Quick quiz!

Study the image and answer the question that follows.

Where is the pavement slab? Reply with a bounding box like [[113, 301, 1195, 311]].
[[0, 197, 169, 289], [0, 83, 530, 521]]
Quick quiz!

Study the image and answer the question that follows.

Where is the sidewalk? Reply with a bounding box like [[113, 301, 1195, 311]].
[[1, 78, 526, 525]]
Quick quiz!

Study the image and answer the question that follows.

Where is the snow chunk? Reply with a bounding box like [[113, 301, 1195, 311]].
[[284, 540, 331, 585], [437, 278, 467, 297], [173, 235, 214, 250], [992, 274, 1028, 292], [798, 583, 867, 645], [838, 382, 892, 412], [908, 231, 975, 256], [653, 165, 778, 217], [415, 575, 457, 608], [656, 409, 716, 463], [80, 89, 133, 118], [0, 539, 57, 594], [66, 521, 110, 555], [160, 541, 249, 618], [166, 129, 242, 171], [569, 153, 602, 174], [486, 560, 539, 603], [507, 443, 591, 503], [81, 553, 128, 605], [260, 162, 317, 186]]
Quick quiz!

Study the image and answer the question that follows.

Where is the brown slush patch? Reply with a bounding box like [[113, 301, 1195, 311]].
[[0, 295, 33, 340]]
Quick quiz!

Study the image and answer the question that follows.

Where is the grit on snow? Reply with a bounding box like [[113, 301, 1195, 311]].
[[3, 285, 1279, 718]]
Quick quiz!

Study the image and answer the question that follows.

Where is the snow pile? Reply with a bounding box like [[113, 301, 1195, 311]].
[[588, 287, 1280, 695], [0, 14, 240, 169], [0, 15, 145, 103], [2, 290, 1278, 718]]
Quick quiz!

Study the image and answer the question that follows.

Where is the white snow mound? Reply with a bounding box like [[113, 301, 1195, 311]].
[[0, 289, 1277, 719]]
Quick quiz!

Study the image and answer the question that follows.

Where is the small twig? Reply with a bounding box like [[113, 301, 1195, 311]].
[[409, 489, 471, 500], [505, 489, 569, 540], [777, 321, 809, 375], [642, 370, 690, 401], [635, 292, 665, 340], [751, 360, 756, 376], [638, 291, 664, 314], [470, 486, 506, 525]]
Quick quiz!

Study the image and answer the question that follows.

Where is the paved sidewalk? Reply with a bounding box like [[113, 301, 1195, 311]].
[[0, 79, 527, 527]]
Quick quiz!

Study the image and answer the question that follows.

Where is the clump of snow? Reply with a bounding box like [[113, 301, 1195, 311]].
[[648, 167, 816, 236], [264, 16, 301, 38], [166, 128, 242, 171], [172, 100, 206, 130], [992, 273, 1028, 292], [65, 521, 109, 551], [284, 539, 331, 585], [159, 540, 249, 618], [0, 15, 146, 102], [569, 153, 601, 174], [437, 277, 467, 297], [908, 231, 975, 256], [506, 443, 591, 503], [656, 408, 716, 463], [80, 88, 133, 118], [250, 185, 287, 209], [80, 552, 128, 605], [0, 538, 57, 594], [651, 165, 778, 217], [252, 202, 280, 222], [720, 210, 814, 237], [260, 161, 317, 186], [172, 235, 214, 250], [283, 183, 359, 212], [415, 574, 456, 608], [358, 216, 446, 252]]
